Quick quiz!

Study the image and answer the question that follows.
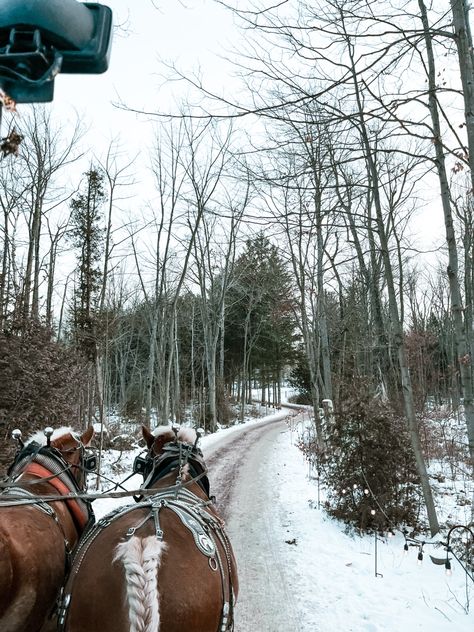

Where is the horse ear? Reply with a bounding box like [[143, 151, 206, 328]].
[[152, 434, 169, 455], [81, 426, 94, 447], [142, 426, 155, 448]]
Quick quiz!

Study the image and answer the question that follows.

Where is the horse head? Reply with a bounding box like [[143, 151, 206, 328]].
[[10, 426, 95, 490], [49, 426, 95, 490], [142, 425, 198, 453], [8, 426, 96, 531], [139, 425, 210, 496]]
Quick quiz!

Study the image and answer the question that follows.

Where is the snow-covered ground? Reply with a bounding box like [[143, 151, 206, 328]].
[[259, 417, 473, 631], [91, 407, 473, 631]]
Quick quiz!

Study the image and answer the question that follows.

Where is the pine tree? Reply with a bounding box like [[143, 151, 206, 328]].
[[69, 168, 105, 361], [225, 234, 296, 408]]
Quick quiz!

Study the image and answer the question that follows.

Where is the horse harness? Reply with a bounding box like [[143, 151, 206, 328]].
[[0, 441, 95, 560], [132, 440, 211, 498], [59, 442, 235, 632]]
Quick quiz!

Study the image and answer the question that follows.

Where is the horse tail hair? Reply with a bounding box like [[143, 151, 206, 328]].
[[113, 535, 166, 632]]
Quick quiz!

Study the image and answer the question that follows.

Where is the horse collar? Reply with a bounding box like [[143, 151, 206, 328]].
[[22, 462, 90, 530], [7, 444, 94, 531]]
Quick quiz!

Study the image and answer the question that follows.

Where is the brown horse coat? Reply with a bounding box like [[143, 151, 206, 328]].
[[62, 427, 238, 632], [0, 427, 94, 632]]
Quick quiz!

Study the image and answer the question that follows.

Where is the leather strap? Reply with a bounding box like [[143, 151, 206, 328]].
[[22, 462, 88, 529]]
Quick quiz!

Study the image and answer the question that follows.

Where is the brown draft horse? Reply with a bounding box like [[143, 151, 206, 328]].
[[61, 426, 239, 632], [0, 426, 94, 632]]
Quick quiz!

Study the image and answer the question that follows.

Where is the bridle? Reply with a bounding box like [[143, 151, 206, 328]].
[[132, 437, 211, 497]]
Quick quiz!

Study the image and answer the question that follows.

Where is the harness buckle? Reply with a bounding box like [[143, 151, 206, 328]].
[[57, 592, 71, 628], [151, 500, 165, 540], [221, 602, 230, 631]]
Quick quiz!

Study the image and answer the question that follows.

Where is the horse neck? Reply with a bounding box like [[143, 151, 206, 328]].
[[148, 469, 179, 490]]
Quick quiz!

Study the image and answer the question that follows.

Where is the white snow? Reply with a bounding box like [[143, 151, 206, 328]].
[[265, 421, 473, 632], [91, 408, 473, 631]]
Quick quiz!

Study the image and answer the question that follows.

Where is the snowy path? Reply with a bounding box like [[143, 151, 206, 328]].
[[206, 417, 308, 631]]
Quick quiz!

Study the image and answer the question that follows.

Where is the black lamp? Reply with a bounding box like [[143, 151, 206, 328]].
[[0, 0, 112, 102]]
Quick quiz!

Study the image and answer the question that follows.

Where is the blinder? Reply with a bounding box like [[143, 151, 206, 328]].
[[132, 453, 152, 477], [83, 451, 97, 473]]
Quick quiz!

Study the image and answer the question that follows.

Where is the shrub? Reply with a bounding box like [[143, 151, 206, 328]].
[[0, 320, 86, 472], [321, 380, 422, 532]]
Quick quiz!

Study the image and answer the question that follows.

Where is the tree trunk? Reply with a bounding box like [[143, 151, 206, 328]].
[[448, 0, 474, 467]]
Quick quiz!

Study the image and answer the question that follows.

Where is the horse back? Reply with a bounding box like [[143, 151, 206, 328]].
[[64, 496, 236, 632], [0, 506, 66, 632]]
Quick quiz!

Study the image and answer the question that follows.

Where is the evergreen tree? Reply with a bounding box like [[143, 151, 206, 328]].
[[321, 379, 421, 533], [69, 168, 105, 361], [225, 234, 296, 404]]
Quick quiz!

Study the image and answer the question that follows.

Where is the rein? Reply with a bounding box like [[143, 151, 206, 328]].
[[0, 463, 78, 489], [0, 474, 211, 506]]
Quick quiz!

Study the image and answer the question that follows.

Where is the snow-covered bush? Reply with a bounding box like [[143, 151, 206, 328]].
[[321, 381, 422, 532]]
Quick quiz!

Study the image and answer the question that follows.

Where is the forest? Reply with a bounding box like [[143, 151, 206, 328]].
[[0, 0, 473, 537]]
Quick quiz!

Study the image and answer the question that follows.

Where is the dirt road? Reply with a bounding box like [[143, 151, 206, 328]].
[[204, 413, 309, 632]]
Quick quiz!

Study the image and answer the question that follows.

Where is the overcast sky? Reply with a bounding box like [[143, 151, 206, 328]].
[[2, 0, 449, 260], [52, 0, 239, 154]]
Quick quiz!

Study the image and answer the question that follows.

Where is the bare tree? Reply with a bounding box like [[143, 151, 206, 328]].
[[0, 155, 28, 329], [191, 172, 247, 429], [17, 107, 82, 321]]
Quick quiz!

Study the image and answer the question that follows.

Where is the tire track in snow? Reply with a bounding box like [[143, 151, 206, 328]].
[[205, 414, 311, 632]]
